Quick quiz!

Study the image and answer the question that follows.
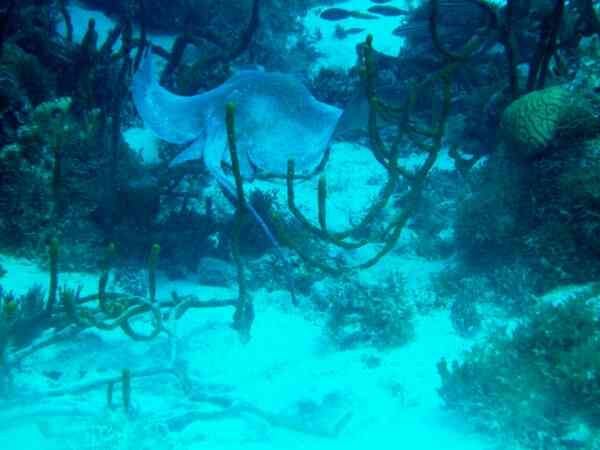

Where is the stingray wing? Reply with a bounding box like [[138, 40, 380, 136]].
[[131, 48, 206, 145]]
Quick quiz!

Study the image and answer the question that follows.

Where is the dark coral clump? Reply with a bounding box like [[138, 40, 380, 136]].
[[438, 290, 600, 448], [455, 82, 600, 290], [312, 274, 415, 350]]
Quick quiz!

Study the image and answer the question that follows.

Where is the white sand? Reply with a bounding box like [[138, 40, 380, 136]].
[[56, 1, 178, 51], [302, 0, 410, 72], [0, 253, 495, 450], [301, 0, 507, 72], [57, 0, 408, 74], [122, 127, 161, 166]]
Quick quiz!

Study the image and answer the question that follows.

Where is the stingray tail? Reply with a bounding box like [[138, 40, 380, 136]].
[[209, 167, 297, 305]]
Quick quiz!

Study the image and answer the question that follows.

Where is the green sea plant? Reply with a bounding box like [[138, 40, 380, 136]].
[[0, 236, 352, 438], [427, 0, 597, 100], [278, 34, 453, 275], [438, 286, 600, 448], [225, 101, 255, 336], [0, 43, 51, 110], [0, 95, 103, 252], [317, 273, 414, 350]]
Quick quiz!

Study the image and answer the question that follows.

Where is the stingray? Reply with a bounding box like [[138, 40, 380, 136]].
[[131, 48, 343, 299]]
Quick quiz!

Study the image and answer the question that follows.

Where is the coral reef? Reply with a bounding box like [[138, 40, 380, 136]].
[[456, 79, 600, 288], [500, 85, 599, 159], [438, 288, 600, 448], [312, 273, 414, 350]]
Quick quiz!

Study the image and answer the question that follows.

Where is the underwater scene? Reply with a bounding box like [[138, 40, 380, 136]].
[[2, 0, 600, 449]]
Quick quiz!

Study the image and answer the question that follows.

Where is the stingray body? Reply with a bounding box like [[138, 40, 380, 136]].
[[132, 49, 342, 181], [131, 49, 343, 300]]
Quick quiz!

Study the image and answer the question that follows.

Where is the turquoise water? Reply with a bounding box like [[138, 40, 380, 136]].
[[2, 1, 600, 449]]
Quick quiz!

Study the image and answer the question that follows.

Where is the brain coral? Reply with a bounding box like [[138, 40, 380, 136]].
[[500, 86, 599, 159]]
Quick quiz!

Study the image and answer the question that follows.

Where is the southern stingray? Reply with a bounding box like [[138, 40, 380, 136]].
[[131, 48, 344, 297]]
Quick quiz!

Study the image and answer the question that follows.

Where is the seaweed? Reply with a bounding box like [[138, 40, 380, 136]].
[[0, 238, 351, 438], [278, 35, 452, 275], [438, 287, 600, 448]]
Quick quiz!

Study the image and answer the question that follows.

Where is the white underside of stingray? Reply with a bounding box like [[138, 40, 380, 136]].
[[131, 49, 342, 293]]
